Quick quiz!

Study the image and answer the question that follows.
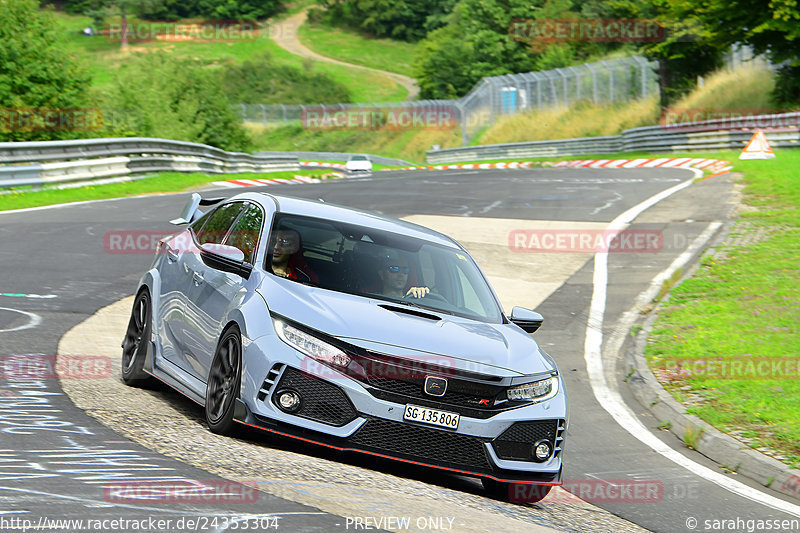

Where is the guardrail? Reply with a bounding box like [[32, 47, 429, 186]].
[[259, 150, 412, 167], [0, 138, 299, 188], [427, 112, 800, 163]]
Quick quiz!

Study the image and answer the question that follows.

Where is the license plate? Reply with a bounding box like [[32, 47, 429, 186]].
[[403, 404, 460, 429]]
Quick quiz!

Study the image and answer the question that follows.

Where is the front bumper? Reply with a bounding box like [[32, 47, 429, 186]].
[[234, 398, 563, 485], [239, 336, 567, 485]]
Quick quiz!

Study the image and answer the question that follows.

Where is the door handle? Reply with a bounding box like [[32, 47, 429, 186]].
[[166, 245, 179, 262], [192, 271, 205, 286]]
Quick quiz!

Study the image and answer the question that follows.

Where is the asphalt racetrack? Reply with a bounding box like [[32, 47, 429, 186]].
[[2, 167, 799, 532]]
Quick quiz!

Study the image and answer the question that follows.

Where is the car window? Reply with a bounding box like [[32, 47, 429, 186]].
[[190, 209, 212, 233], [196, 202, 244, 246], [268, 213, 502, 323], [224, 203, 263, 264]]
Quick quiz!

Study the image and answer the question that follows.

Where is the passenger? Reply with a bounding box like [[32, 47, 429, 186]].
[[377, 252, 429, 299], [269, 229, 318, 283]]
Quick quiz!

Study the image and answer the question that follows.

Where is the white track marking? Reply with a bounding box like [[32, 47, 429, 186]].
[[0, 293, 57, 299], [584, 169, 800, 517], [0, 307, 42, 333]]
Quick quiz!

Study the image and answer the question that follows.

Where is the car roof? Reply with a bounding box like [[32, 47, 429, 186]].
[[227, 192, 461, 250]]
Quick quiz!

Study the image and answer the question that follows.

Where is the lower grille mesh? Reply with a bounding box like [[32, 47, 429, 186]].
[[273, 367, 357, 427], [349, 418, 490, 470], [492, 420, 560, 461]]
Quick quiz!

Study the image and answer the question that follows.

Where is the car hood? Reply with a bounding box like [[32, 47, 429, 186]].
[[258, 280, 555, 377]]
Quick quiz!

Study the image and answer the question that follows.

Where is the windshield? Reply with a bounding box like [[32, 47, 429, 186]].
[[349, 155, 368, 161], [266, 214, 503, 323]]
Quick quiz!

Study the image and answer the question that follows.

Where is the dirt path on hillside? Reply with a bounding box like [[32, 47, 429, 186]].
[[271, 9, 420, 100]]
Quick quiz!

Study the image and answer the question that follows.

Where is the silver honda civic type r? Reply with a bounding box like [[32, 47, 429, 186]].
[[122, 191, 567, 499]]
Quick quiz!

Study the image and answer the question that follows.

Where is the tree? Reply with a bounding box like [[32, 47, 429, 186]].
[[0, 0, 94, 141], [316, 0, 454, 41], [135, 0, 283, 21], [632, 0, 799, 106], [415, 0, 613, 99], [106, 53, 251, 151]]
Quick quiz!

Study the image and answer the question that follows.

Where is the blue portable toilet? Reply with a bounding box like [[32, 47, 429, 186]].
[[501, 87, 518, 114]]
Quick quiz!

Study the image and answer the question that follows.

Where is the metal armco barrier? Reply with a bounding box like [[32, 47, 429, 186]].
[[427, 112, 800, 163], [0, 137, 299, 188], [258, 150, 412, 167]]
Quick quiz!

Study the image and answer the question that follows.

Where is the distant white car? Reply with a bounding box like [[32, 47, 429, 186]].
[[345, 154, 373, 172]]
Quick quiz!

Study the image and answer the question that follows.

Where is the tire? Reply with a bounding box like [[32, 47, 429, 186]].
[[205, 327, 242, 435], [481, 478, 552, 503], [121, 289, 154, 386]]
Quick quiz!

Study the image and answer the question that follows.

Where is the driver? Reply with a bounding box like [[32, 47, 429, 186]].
[[270, 229, 318, 283], [377, 252, 429, 299]]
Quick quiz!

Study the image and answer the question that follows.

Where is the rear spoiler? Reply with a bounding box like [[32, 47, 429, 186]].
[[170, 193, 225, 225]]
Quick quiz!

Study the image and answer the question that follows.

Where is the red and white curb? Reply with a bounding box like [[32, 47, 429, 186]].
[[382, 162, 535, 171], [301, 161, 347, 170], [380, 157, 733, 175], [211, 157, 733, 188], [549, 157, 733, 174], [211, 175, 325, 189]]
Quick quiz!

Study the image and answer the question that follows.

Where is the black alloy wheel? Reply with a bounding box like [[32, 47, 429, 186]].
[[205, 327, 242, 435], [121, 289, 154, 386]]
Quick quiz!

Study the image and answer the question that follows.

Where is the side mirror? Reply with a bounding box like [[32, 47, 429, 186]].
[[200, 243, 252, 279], [509, 306, 544, 333]]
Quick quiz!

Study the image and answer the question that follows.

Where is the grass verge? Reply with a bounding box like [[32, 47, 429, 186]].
[[297, 20, 419, 77], [646, 150, 800, 469], [51, 10, 407, 103], [248, 123, 460, 164], [0, 170, 332, 211]]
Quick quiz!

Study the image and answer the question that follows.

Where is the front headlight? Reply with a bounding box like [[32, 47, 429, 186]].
[[506, 375, 559, 403], [274, 320, 351, 369]]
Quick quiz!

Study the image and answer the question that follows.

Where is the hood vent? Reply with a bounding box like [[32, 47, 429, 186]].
[[378, 304, 442, 322]]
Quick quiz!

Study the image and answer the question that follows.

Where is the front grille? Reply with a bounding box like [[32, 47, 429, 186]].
[[273, 367, 357, 427], [366, 376, 503, 408], [346, 352, 511, 418], [492, 420, 561, 461], [349, 418, 491, 470]]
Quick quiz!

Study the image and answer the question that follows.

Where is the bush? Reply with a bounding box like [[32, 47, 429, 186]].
[[220, 53, 352, 104], [104, 53, 250, 151]]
